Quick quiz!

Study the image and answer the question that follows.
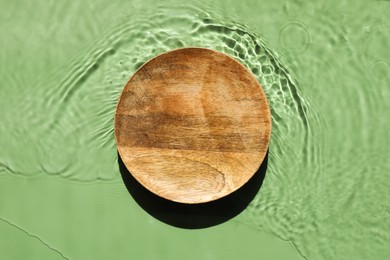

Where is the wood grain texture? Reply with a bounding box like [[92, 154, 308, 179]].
[[115, 48, 271, 203]]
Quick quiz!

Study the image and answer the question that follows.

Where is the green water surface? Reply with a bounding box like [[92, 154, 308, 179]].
[[0, 0, 389, 259]]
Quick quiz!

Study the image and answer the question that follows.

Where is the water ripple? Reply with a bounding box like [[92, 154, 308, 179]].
[[1, 5, 309, 185]]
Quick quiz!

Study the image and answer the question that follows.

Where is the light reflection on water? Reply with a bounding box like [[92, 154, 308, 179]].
[[0, 1, 389, 259]]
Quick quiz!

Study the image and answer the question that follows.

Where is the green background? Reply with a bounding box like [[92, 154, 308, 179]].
[[1, 0, 389, 259]]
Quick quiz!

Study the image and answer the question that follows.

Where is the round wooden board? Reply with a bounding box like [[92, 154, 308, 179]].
[[115, 48, 271, 204]]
